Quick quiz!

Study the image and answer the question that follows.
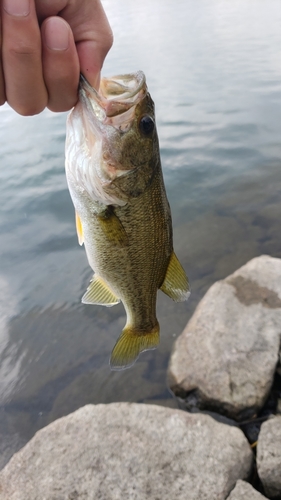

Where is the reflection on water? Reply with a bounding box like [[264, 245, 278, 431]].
[[0, 0, 281, 468]]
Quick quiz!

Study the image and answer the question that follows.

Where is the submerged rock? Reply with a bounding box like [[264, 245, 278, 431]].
[[226, 480, 268, 499], [168, 255, 281, 420], [0, 403, 252, 500], [257, 416, 281, 498]]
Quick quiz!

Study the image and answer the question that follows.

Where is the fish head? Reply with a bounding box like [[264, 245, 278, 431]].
[[65, 71, 160, 206]]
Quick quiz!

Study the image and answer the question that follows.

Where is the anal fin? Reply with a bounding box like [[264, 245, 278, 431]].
[[82, 275, 120, 307], [110, 323, 159, 371], [160, 251, 190, 302]]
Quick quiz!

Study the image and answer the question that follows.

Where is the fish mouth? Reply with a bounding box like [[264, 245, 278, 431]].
[[79, 71, 147, 129]]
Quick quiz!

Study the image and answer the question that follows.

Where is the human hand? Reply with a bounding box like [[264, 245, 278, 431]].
[[0, 0, 113, 115]]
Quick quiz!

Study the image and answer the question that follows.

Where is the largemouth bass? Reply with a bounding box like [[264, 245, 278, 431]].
[[65, 71, 190, 370]]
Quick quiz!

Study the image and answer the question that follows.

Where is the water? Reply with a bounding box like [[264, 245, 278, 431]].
[[0, 0, 281, 468]]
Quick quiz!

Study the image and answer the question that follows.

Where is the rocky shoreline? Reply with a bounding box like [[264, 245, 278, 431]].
[[0, 255, 280, 499]]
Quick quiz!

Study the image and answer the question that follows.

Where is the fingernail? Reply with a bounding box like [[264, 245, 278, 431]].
[[43, 18, 69, 51], [3, 0, 30, 16]]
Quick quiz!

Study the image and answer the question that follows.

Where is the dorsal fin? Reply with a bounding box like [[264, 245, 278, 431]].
[[82, 275, 120, 307], [160, 251, 190, 302]]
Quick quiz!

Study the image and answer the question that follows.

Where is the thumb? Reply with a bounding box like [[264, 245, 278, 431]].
[[60, 0, 113, 88]]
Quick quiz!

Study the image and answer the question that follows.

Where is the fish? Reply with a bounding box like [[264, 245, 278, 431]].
[[65, 71, 190, 370]]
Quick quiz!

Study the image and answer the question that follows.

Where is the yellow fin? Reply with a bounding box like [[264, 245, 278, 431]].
[[110, 323, 159, 370], [160, 251, 190, 302], [98, 207, 129, 247], [75, 212, 84, 246], [82, 275, 120, 307]]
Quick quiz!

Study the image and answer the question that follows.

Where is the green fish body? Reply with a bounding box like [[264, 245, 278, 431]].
[[65, 71, 190, 369]]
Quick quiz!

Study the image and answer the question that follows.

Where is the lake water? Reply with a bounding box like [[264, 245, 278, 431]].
[[0, 0, 281, 468]]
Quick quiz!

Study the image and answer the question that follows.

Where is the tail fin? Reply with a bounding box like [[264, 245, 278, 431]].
[[110, 323, 159, 371]]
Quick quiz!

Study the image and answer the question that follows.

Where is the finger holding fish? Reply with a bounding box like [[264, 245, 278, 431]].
[[41, 16, 79, 112], [1, 0, 80, 113], [35, 0, 113, 90], [0, 0, 113, 114], [39, 0, 113, 111]]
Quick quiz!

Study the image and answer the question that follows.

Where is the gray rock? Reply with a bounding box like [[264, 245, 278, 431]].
[[168, 255, 281, 420], [0, 403, 253, 500], [257, 416, 281, 498], [226, 480, 268, 499]]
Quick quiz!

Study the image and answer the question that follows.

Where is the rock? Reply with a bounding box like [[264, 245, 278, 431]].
[[168, 255, 281, 420], [257, 416, 281, 498], [277, 350, 281, 377], [226, 480, 268, 499], [0, 403, 253, 500]]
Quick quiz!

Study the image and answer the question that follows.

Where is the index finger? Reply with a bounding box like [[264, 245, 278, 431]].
[[0, 14, 6, 105]]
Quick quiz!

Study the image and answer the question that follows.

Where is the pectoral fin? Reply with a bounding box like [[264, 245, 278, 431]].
[[160, 251, 190, 302], [98, 207, 129, 247], [110, 323, 159, 371], [82, 275, 120, 307], [75, 212, 84, 246]]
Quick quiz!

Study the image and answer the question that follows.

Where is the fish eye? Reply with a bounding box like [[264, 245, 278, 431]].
[[139, 115, 155, 137]]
